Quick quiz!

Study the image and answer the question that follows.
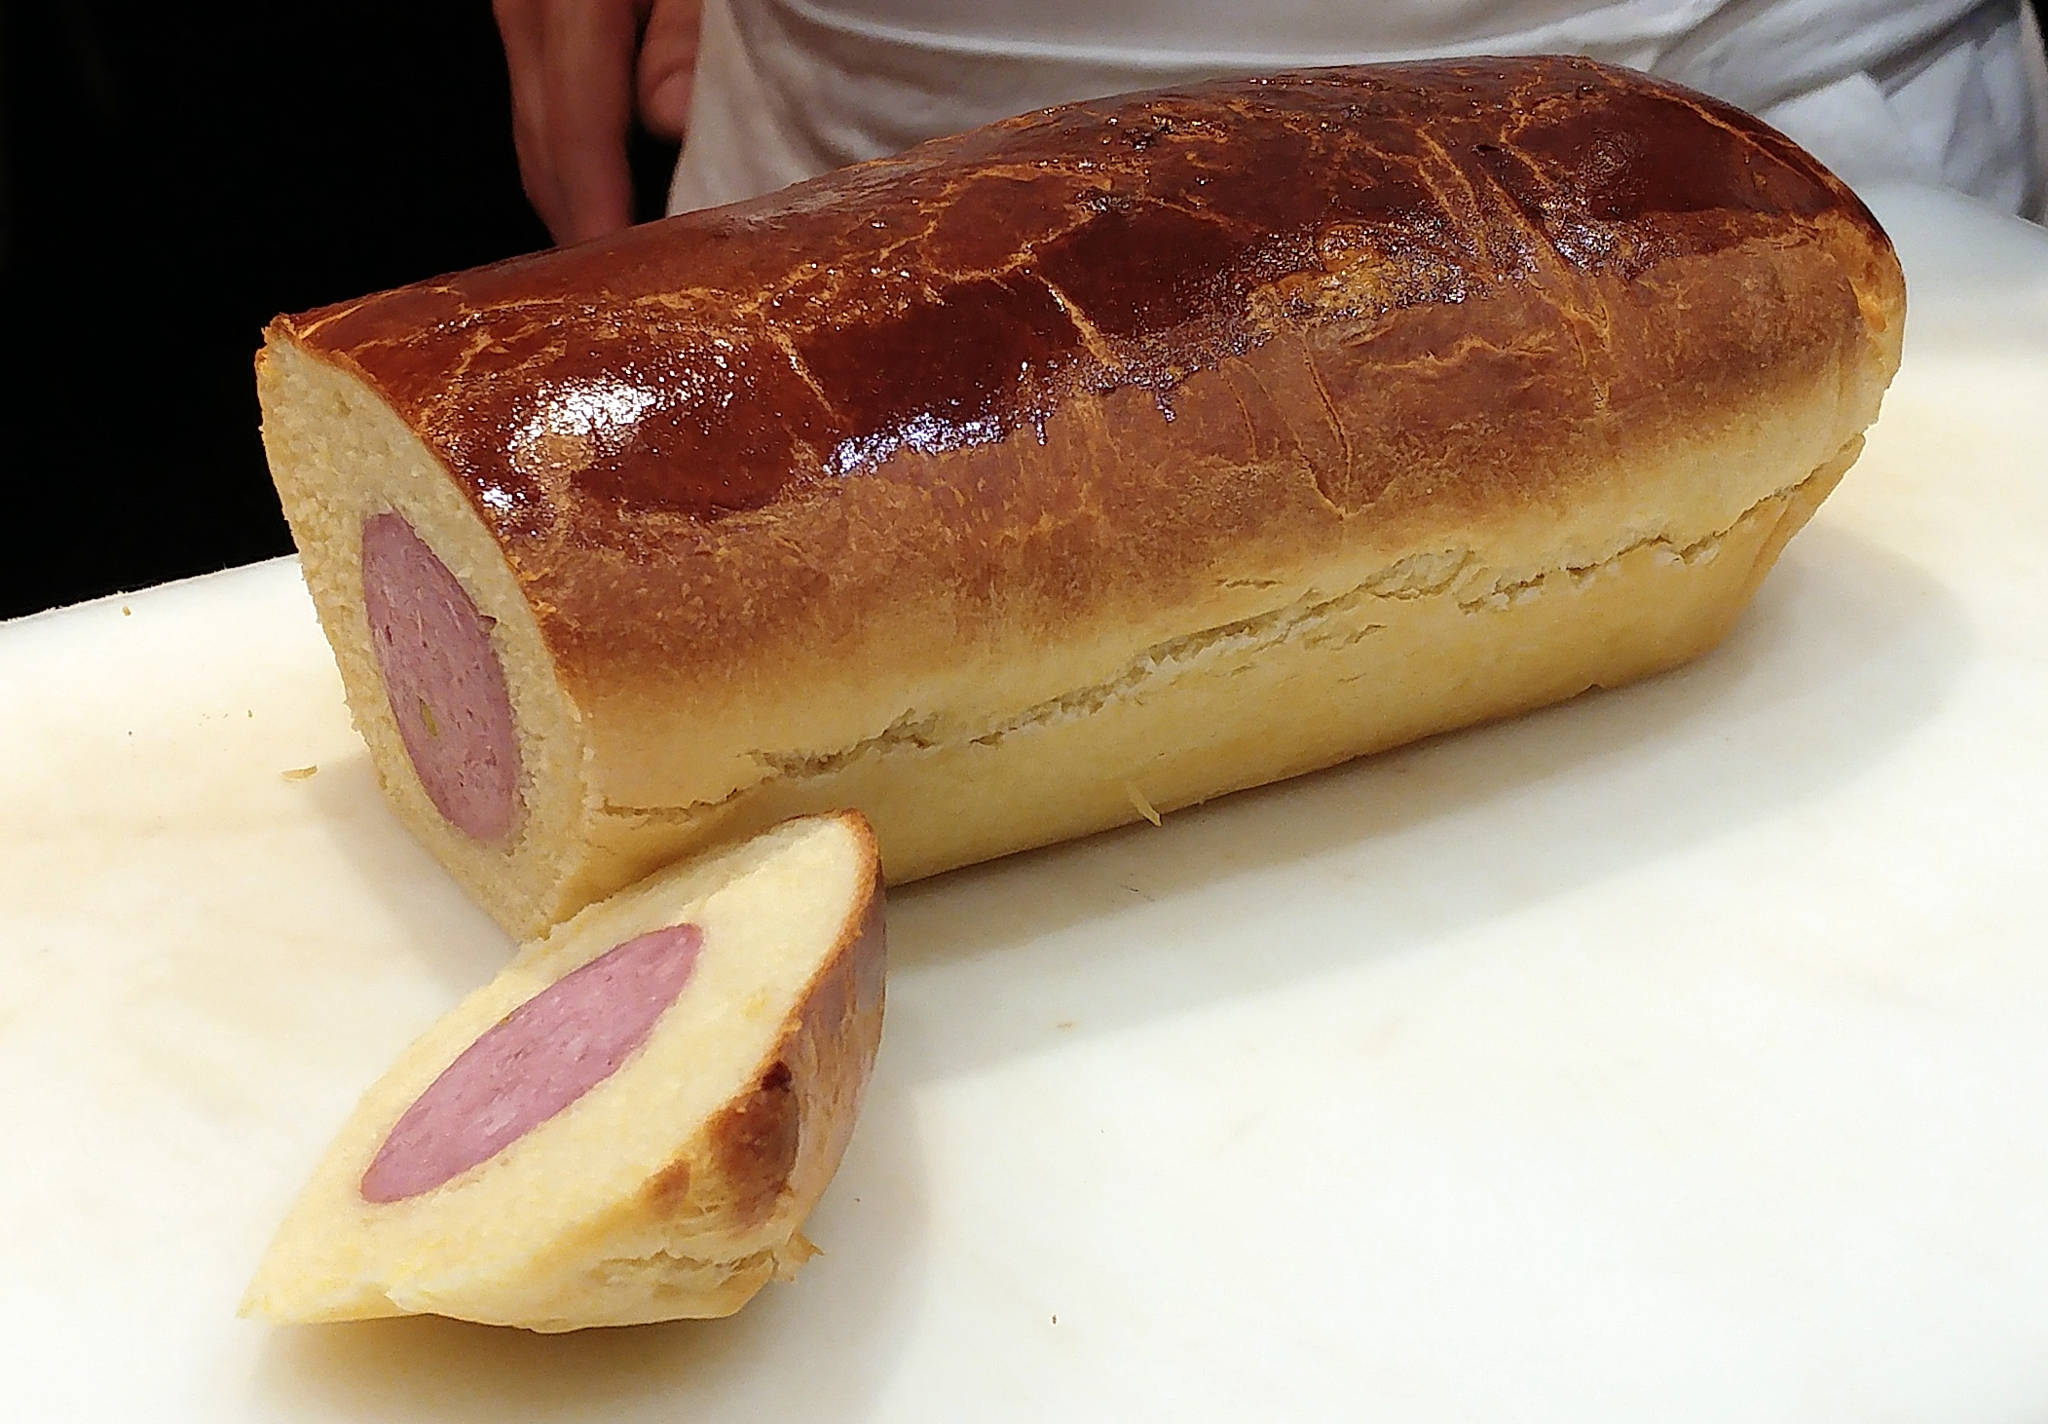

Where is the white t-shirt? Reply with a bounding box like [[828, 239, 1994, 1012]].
[[669, 0, 2048, 218]]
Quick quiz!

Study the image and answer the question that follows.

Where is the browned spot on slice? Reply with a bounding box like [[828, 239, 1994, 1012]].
[[705, 1061, 799, 1226], [643, 1156, 693, 1216]]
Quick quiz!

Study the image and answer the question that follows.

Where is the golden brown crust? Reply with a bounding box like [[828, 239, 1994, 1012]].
[[270, 57, 1900, 711], [639, 816, 884, 1242], [641, 1155, 692, 1216], [778, 865, 887, 1214], [696, 1062, 800, 1227], [260, 59, 1904, 937]]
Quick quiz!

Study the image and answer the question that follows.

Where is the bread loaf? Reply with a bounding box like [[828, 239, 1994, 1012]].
[[243, 811, 884, 1330], [259, 56, 1904, 938]]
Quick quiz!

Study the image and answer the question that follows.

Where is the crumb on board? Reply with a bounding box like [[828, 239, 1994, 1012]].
[[281, 765, 319, 782], [120, 606, 132, 617], [1124, 781, 1162, 827]]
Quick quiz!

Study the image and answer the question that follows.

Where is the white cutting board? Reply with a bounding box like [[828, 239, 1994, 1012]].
[[3, 184, 2045, 1422]]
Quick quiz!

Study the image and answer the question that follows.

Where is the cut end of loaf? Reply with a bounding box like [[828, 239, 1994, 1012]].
[[258, 337, 608, 936]]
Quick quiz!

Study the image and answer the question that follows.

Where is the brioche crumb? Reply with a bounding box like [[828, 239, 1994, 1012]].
[[770, 1231, 820, 1282], [1125, 782, 1163, 827]]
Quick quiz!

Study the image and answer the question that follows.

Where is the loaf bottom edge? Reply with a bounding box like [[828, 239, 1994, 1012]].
[[539, 443, 1851, 921]]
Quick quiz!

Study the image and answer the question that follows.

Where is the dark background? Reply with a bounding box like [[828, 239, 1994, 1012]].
[[0, 5, 676, 620], [4, 5, 2047, 620]]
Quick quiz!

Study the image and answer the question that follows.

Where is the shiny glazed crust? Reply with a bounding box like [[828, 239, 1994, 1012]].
[[241, 813, 886, 1330], [259, 57, 1907, 936]]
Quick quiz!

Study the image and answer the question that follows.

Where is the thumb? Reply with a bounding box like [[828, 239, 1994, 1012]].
[[637, 0, 703, 141]]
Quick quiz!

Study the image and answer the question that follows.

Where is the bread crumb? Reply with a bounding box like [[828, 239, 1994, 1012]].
[[771, 1232, 821, 1282], [282, 765, 318, 782], [121, 606, 132, 617], [1124, 781, 1162, 827]]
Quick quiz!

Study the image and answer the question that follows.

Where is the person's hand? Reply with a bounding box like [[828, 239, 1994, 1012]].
[[493, 0, 703, 246]]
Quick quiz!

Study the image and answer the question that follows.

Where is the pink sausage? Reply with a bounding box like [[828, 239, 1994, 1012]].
[[359, 513, 521, 843], [360, 923, 705, 1203]]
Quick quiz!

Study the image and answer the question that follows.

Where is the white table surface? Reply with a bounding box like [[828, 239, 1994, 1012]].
[[4, 183, 2045, 1421]]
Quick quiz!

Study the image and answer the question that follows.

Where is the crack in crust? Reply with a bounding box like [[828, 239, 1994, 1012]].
[[590, 469, 1808, 830], [278, 58, 1888, 554]]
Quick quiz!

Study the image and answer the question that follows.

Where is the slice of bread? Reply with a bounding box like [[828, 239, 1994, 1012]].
[[243, 811, 884, 1331]]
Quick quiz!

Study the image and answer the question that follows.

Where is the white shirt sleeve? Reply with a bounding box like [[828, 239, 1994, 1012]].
[[670, 0, 2048, 219]]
